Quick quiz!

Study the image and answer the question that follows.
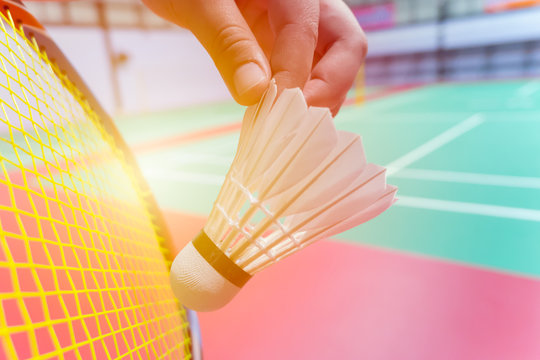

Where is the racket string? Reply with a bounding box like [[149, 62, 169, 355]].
[[0, 10, 191, 360]]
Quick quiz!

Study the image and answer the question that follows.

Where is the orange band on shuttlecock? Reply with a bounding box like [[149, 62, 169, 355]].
[[192, 230, 252, 288]]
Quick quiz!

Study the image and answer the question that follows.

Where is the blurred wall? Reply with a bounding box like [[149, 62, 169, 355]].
[[365, 7, 540, 85], [111, 29, 230, 114], [46, 6, 540, 115], [48, 26, 230, 116], [368, 7, 540, 56]]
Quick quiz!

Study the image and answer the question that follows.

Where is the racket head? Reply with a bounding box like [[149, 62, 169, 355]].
[[0, 1, 200, 359]]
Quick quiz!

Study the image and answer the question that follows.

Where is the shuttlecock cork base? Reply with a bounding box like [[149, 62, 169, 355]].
[[170, 231, 251, 311]]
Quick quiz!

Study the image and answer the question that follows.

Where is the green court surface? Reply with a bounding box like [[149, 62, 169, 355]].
[[116, 79, 540, 279]]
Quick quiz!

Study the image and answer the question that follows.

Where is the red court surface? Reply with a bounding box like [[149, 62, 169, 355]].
[[164, 211, 540, 360]]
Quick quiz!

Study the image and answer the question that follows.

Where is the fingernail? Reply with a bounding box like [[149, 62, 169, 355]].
[[234, 63, 266, 98]]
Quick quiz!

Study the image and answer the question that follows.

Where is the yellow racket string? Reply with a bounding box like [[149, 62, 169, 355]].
[[0, 9, 191, 360]]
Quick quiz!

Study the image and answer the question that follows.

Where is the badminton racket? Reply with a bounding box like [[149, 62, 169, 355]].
[[0, 1, 201, 359]]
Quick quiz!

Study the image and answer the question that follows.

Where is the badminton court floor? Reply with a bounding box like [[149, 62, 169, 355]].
[[117, 79, 540, 359]]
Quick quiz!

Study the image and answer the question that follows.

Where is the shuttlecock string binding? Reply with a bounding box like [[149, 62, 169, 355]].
[[228, 171, 303, 263], [236, 164, 388, 269], [205, 80, 393, 273], [227, 133, 360, 260], [223, 112, 338, 257], [170, 80, 396, 311], [210, 98, 331, 264], [203, 85, 280, 246], [223, 137, 361, 270]]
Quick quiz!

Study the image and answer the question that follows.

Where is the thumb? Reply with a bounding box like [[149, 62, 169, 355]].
[[183, 0, 271, 105]]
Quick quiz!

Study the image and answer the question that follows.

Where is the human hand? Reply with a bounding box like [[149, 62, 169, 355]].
[[142, 0, 366, 115]]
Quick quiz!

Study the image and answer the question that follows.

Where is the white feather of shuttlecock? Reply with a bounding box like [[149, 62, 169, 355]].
[[202, 81, 397, 275]]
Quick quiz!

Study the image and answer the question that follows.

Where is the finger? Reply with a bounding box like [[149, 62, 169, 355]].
[[169, 0, 271, 105], [268, 0, 319, 92], [236, 0, 274, 59], [303, 0, 367, 114]]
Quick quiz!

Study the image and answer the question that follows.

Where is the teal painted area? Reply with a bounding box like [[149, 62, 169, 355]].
[[336, 206, 540, 278], [336, 107, 474, 165], [124, 79, 540, 278], [360, 81, 539, 114], [414, 116, 540, 177]]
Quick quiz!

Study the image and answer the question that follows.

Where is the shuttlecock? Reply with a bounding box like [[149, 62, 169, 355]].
[[170, 81, 396, 311]]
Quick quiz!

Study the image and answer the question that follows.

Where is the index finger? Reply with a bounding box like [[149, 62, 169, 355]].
[[304, 0, 367, 114], [268, 0, 320, 92]]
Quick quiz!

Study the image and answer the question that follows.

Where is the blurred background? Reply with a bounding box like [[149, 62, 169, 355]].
[[24, 0, 540, 115], [22, 1, 540, 359]]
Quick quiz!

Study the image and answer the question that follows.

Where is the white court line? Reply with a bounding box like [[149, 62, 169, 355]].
[[396, 196, 540, 222], [147, 169, 540, 222], [146, 171, 225, 185], [386, 114, 485, 175], [516, 81, 540, 97], [388, 168, 540, 189], [145, 167, 540, 191], [167, 153, 232, 166], [506, 81, 540, 109]]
